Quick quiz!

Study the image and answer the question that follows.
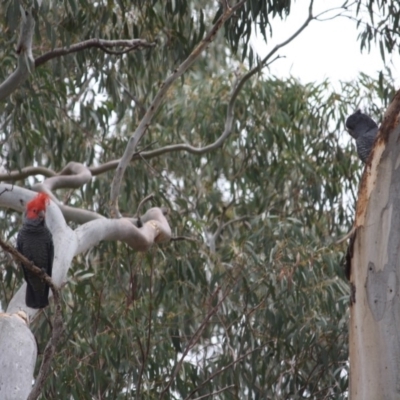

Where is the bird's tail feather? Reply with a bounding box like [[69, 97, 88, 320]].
[[25, 277, 50, 309]]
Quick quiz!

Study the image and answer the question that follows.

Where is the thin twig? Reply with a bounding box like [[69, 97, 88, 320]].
[[0, 185, 14, 197], [160, 284, 234, 399], [135, 193, 155, 226], [170, 236, 198, 242], [184, 347, 261, 400], [117, 79, 147, 117], [334, 226, 356, 245]]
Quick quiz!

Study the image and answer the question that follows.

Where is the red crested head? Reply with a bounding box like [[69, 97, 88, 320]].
[[26, 192, 50, 220]]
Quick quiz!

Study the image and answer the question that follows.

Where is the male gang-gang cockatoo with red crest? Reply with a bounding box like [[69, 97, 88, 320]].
[[17, 193, 54, 309]]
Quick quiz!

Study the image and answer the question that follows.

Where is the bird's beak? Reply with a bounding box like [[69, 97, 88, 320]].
[[38, 210, 45, 219]]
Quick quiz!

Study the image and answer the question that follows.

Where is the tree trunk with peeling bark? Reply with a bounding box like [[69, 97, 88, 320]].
[[349, 91, 400, 399]]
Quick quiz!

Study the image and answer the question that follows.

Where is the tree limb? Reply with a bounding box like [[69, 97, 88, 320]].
[[109, 0, 247, 218], [0, 8, 35, 102], [0, 166, 57, 180], [0, 163, 168, 224], [74, 207, 171, 254], [0, 9, 155, 102], [0, 184, 171, 316], [35, 38, 156, 68]]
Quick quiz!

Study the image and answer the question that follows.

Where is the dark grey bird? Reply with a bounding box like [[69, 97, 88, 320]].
[[17, 193, 54, 309], [345, 110, 379, 163]]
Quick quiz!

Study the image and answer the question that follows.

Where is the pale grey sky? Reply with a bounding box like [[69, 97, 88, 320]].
[[253, 0, 400, 85]]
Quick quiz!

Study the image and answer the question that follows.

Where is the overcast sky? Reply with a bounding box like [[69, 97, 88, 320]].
[[253, 0, 400, 86]]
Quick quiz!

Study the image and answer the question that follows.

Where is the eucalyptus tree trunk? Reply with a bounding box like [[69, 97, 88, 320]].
[[349, 92, 400, 399]]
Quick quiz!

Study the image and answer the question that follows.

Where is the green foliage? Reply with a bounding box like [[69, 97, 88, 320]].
[[357, 0, 400, 60], [0, 1, 398, 399]]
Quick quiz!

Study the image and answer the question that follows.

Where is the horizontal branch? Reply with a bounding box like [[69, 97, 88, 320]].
[[0, 166, 165, 224], [0, 166, 57, 180], [35, 38, 156, 68]]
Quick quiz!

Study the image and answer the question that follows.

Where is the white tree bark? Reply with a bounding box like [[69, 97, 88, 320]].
[[349, 95, 400, 399], [0, 312, 36, 400], [0, 184, 171, 399]]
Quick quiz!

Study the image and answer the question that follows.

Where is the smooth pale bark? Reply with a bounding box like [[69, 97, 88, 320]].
[[0, 184, 171, 398], [0, 313, 36, 400], [349, 95, 400, 399]]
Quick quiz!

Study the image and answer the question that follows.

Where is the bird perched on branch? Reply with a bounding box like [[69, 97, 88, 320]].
[[345, 110, 379, 163], [17, 193, 54, 309]]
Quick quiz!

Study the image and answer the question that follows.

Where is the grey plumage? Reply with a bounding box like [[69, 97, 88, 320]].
[[345, 110, 379, 163], [17, 217, 54, 309]]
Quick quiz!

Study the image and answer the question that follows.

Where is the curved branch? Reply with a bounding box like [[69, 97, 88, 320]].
[[109, 0, 247, 218], [75, 207, 171, 254], [0, 164, 161, 224], [35, 38, 156, 68], [0, 8, 35, 102], [135, 193, 155, 226], [32, 162, 103, 223], [34, 162, 92, 192]]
